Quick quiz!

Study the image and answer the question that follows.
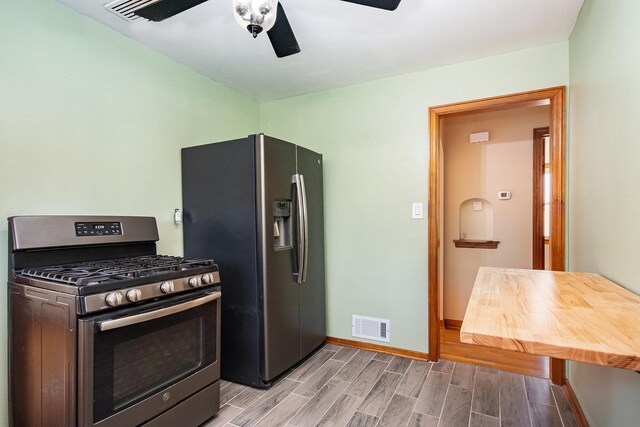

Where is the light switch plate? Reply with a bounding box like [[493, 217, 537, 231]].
[[412, 202, 424, 219]]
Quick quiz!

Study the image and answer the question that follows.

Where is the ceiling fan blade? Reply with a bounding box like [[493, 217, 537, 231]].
[[134, 0, 208, 22], [341, 0, 401, 11], [267, 3, 301, 58]]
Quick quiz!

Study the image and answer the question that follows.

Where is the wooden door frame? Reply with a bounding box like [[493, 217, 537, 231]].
[[533, 127, 550, 270], [428, 86, 567, 385]]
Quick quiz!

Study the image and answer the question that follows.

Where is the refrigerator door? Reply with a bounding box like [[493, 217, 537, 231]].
[[296, 145, 327, 357], [257, 135, 301, 382]]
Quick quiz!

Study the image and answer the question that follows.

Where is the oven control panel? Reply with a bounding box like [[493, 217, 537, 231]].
[[83, 270, 221, 313], [75, 222, 122, 237]]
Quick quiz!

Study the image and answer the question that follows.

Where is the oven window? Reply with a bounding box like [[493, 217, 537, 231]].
[[92, 298, 217, 423]]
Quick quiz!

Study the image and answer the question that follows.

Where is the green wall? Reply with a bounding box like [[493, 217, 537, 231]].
[[0, 0, 260, 424], [260, 41, 569, 354], [568, 0, 640, 425]]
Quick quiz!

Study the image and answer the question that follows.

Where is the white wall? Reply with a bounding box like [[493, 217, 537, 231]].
[[442, 106, 549, 320], [568, 0, 640, 425]]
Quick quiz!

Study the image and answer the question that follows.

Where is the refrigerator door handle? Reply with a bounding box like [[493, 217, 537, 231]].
[[292, 173, 309, 283], [299, 174, 309, 283]]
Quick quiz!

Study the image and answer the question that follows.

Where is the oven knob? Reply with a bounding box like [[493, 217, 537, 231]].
[[126, 289, 142, 302], [188, 277, 201, 288], [201, 273, 214, 284], [105, 292, 123, 307], [160, 281, 175, 293]]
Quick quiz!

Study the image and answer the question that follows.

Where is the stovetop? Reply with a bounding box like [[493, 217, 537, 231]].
[[18, 255, 216, 287], [13, 254, 221, 314], [8, 215, 221, 314]]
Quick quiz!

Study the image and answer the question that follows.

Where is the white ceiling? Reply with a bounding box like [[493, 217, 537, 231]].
[[56, 0, 584, 102]]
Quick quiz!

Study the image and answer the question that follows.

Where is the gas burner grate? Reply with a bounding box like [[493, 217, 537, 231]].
[[18, 255, 215, 286]]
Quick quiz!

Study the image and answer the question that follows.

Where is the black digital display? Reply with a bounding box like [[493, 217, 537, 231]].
[[273, 201, 290, 217], [75, 222, 122, 237]]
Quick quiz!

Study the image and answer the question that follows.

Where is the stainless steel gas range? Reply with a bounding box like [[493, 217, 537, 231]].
[[7, 215, 221, 427]]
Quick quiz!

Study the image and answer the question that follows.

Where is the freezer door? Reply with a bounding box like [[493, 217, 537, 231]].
[[296, 145, 327, 357], [257, 135, 301, 382]]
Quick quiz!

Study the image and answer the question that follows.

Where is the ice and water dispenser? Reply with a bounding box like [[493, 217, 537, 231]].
[[273, 201, 292, 250]]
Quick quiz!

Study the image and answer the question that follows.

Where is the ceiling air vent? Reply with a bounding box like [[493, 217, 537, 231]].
[[104, 0, 160, 22], [352, 315, 390, 343]]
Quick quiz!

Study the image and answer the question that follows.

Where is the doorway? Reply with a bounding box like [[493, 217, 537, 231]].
[[427, 87, 566, 384], [533, 127, 550, 270]]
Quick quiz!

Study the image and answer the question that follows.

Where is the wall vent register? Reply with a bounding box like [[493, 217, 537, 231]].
[[352, 314, 390, 343]]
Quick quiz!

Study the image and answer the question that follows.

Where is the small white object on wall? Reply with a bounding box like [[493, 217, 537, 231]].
[[472, 201, 483, 211], [352, 315, 390, 342], [174, 208, 182, 224], [498, 191, 512, 200], [412, 202, 424, 219], [470, 131, 490, 144]]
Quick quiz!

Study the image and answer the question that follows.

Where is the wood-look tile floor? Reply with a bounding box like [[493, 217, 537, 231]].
[[201, 344, 579, 427]]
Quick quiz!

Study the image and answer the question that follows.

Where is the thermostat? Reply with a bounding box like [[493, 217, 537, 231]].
[[498, 191, 512, 200]]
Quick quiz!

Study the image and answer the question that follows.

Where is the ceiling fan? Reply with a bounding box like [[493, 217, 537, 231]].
[[133, 0, 402, 58]]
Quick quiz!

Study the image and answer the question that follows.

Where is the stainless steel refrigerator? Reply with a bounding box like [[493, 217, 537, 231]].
[[182, 134, 326, 388]]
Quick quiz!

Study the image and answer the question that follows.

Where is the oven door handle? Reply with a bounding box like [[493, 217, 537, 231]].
[[98, 291, 221, 332]]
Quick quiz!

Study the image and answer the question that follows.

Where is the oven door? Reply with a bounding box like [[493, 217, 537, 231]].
[[78, 289, 220, 427]]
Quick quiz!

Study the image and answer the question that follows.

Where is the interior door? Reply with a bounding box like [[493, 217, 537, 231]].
[[296, 145, 327, 357], [258, 135, 301, 381], [532, 127, 550, 270]]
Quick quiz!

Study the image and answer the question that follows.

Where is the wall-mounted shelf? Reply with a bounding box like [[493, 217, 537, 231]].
[[453, 239, 500, 249]]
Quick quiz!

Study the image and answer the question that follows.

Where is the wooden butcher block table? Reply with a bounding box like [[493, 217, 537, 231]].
[[460, 267, 640, 371]]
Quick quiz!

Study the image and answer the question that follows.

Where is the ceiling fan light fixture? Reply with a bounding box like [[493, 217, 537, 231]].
[[232, 0, 279, 37], [247, 24, 263, 38]]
